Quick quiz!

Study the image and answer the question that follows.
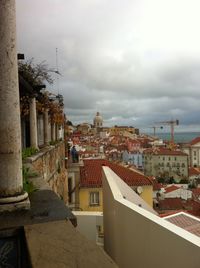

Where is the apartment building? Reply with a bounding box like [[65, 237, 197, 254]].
[[181, 137, 200, 167], [143, 148, 189, 180]]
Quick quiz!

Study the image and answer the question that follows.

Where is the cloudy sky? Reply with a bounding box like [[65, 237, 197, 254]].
[[16, 0, 200, 133]]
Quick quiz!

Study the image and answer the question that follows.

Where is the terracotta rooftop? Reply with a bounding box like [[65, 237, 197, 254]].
[[153, 182, 163, 191], [190, 137, 200, 146], [157, 198, 200, 217], [148, 177, 163, 191], [144, 148, 188, 156], [159, 210, 184, 217], [189, 167, 200, 177], [192, 188, 200, 202], [164, 185, 180, 194], [164, 212, 200, 237], [80, 159, 152, 188], [158, 198, 184, 210], [192, 188, 200, 195]]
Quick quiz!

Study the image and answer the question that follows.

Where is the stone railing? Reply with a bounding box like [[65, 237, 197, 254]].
[[23, 141, 68, 203], [102, 167, 200, 268]]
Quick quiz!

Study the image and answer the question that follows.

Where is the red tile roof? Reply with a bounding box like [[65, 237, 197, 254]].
[[164, 185, 180, 193], [158, 198, 184, 210], [190, 137, 200, 145], [192, 188, 200, 195], [185, 200, 200, 217], [149, 177, 163, 191], [159, 210, 184, 217], [192, 188, 200, 202], [153, 182, 163, 191], [80, 159, 152, 188], [165, 213, 200, 237], [144, 148, 188, 156], [189, 167, 200, 176]]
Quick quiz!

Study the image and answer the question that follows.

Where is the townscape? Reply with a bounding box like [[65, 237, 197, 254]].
[[1, 1, 200, 267], [66, 112, 200, 218]]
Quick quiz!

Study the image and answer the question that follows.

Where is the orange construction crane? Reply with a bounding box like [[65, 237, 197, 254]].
[[155, 119, 179, 144]]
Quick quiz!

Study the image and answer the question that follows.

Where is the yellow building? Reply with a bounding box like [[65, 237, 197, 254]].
[[109, 126, 139, 136], [77, 123, 91, 135], [79, 188, 103, 212], [79, 159, 153, 211]]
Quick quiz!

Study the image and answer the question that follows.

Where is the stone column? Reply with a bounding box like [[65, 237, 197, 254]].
[[56, 124, 60, 141], [0, 0, 29, 209], [51, 123, 56, 141], [30, 97, 38, 149], [44, 108, 49, 145]]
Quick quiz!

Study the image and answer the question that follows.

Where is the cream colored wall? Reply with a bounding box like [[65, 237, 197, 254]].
[[102, 167, 200, 268], [79, 188, 103, 212]]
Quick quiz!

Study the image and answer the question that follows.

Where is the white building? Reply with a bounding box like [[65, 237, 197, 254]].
[[181, 137, 200, 167]]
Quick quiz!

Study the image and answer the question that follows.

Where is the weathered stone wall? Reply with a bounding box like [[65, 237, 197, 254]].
[[23, 142, 68, 204]]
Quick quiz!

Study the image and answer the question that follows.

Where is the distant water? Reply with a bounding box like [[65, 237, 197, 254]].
[[146, 132, 200, 143]]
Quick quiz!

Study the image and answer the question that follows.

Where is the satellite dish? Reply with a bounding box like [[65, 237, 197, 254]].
[[137, 186, 143, 195]]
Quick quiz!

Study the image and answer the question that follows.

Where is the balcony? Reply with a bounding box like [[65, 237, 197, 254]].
[[0, 175, 117, 267], [102, 167, 200, 268]]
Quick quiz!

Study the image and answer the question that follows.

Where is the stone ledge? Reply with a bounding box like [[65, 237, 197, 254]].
[[0, 189, 76, 229], [24, 141, 64, 163], [25, 220, 117, 268]]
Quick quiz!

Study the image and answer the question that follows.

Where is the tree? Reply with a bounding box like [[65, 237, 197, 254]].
[[18, 58, 53, 87], [19, 59, 64, 124], [66, 120, 73, 126]]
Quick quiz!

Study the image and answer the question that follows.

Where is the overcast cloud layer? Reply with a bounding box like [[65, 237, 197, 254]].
[[16, 0, 200, 132]]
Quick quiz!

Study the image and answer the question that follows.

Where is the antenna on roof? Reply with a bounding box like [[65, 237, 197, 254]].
[[55, 47, 62, 94]]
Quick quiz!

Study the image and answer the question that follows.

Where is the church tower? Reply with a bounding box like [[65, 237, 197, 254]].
[[93, 112, 103, 128]]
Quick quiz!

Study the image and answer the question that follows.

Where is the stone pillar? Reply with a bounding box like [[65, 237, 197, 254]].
[[0, 0, 29, 209], [44, 108, 49, 145], [56, 124, 60, 141], [30, 97, 38, 149], [51, 123, 56, 141], [55, 124, 58, 141]]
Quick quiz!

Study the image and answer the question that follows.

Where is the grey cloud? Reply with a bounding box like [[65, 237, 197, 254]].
[[16, 0, 200, 131]]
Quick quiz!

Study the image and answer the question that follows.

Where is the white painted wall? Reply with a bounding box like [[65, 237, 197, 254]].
[[102, 167, 200, 268], [165, 188, 192, 200], [73, 211, 103, 246]]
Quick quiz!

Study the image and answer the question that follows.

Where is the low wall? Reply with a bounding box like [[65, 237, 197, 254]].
[[102, 167, 200, 268], [23, 142, 68, 203]]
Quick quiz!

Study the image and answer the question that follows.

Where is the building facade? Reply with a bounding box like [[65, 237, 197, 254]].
[[143, 148, 189, 180], [79, 159, 153, 211], [181, 137, 200, 167]]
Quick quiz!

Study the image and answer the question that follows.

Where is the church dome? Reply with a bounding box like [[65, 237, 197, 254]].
[[93, 112, 103, 127]]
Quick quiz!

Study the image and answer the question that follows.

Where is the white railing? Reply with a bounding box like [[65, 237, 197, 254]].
[[102, 167, 200, 268]]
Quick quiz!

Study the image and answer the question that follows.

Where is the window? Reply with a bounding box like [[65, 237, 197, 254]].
[[90, 192, 100, 206]]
